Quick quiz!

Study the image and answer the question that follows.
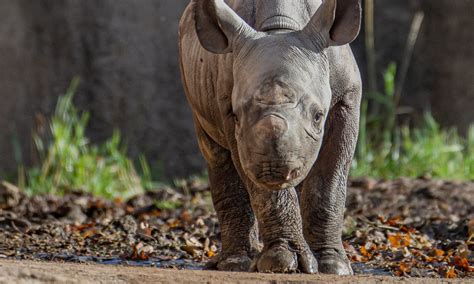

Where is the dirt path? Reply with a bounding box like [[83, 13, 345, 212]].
[[1, 178, 472, 280], [0, 259, 458, 284]]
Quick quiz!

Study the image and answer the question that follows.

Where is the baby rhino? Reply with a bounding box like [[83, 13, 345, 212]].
[[179, 0, 362, 275]]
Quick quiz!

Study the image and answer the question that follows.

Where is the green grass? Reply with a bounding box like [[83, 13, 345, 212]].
[[11, 71, 473, 200], [18, 78, 149, 199], [352, 64, 474, 180]]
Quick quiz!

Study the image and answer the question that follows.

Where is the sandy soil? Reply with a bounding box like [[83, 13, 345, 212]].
[[0, 259, 460, 284]]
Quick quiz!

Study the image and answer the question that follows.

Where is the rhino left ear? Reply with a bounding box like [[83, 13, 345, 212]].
[[302, 0, 361, 47]]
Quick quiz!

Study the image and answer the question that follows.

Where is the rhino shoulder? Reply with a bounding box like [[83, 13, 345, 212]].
[[328, 46, 362, 107]]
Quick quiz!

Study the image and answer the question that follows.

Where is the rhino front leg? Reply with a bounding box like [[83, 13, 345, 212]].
[[195, 124, 259, 272], [248, 186, 317, 274], [301, 96, 360, 275]]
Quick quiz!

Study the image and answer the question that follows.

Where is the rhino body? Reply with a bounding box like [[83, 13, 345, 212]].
[[179, 0, 362, 274]]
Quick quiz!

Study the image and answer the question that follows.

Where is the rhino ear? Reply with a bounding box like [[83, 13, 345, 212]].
[[302, 0, 361, 47], [193, 0, 256, 54]]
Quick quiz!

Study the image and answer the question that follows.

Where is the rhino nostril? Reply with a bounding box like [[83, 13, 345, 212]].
[[285, 168, 301, 181]]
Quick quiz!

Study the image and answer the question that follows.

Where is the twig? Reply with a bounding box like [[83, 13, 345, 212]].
[[357, 216, 400, 231], [394, 12, 425, 108], [365, 0, 377, 94]]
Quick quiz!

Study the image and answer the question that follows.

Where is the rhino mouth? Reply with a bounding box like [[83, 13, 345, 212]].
[[246, 159, 305, 190]]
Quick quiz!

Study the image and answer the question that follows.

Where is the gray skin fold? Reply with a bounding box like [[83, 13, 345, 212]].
[[179, 0, 362, 275]]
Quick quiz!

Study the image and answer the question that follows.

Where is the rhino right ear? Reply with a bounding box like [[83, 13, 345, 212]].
[[193, 0, 256, 54], [301, 0, 361, 47]]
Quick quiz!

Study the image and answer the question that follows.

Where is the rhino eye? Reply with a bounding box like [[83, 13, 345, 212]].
[[314, 112, 323, 123]]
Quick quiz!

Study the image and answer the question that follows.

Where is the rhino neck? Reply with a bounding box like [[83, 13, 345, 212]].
[[255, 0, 321, 32]]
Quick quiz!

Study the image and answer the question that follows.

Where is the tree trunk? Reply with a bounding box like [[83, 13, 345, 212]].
[[420, 0, 474, 133]]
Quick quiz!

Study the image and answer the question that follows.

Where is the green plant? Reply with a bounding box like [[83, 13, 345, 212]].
[[20, 78, 146, 199], [154, 200, 182, 210], [353, 64, 474, 180]]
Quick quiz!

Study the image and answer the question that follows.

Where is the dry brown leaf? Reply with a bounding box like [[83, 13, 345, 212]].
[[81, 229, 98, 239], [468, 218, 474, 242], [180, 211, 193, 224], [399, 262, 411, 273], [452, 256, 473, 272], [182, 245, 200, 257], [113, 197, 123, 205], [387, 216, 402, 226], [445, 267, 457, 279], [168, 218, 181, 228], [433, 249, 445, 257], [400, 225, 417, 234], [206, 250, 215, 258], [388, 234, 402, 248]]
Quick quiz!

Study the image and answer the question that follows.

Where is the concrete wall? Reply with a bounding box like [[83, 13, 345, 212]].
[[0, 0, 201, 179]]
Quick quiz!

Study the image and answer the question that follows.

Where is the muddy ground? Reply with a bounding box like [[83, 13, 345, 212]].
[[0, 178, 473, 282]]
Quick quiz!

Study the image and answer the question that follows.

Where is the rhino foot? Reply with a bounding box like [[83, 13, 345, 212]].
[[252, 243, 317, 274], [206, 254, 253, 272], [315, 249, 353, 275]]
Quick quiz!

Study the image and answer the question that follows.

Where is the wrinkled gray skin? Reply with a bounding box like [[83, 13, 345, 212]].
[[179, 0, 362, 275]]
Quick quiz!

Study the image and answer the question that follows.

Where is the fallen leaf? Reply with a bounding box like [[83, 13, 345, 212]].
[[113, 197, 123, 205], [182, 245, 200, 257], [388, 234, 402, 248], [432, 249, 445, 257], [445, 267, 457, 279], [452, 256, 474, 272], [387, 216, 402, 226], [206, 250, 215, 258], [400, 225, 417, 234], [81, 229, 98, 239], [399, 262, 411, 273], [468, 218, 474, 241], [167, 218, 181, 228], [180, 211, 193, 224]]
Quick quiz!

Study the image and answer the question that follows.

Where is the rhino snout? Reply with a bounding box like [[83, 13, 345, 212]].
[[247, 161, 303, 190], [260, 167, 301, 186], [255, 114, 288, 140]]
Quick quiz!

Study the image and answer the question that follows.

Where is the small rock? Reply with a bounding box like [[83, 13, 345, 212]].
[[63, 205, 87, 224], [120, 215, 137, 234], [0, 181, 23, 208]]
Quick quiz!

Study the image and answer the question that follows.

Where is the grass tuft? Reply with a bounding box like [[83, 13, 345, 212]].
[[352, 64, 474, 180], [19, 78, 146, 199]]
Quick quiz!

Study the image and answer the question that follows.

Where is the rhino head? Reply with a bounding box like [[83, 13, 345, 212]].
[[194, 0, 361, 190]]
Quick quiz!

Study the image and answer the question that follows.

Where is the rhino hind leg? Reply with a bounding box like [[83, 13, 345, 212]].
[[301, 96, 361, 275], [194, 122, 259, 272]]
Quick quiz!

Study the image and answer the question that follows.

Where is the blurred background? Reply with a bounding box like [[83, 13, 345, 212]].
[[1, 2, 472, 278], [0, 0, 473, 185]]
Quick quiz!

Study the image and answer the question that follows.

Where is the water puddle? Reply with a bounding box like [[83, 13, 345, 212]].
[[32, 254, 392, 275], [34, 253, 205, 270], [352, 262, 393, 276]]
